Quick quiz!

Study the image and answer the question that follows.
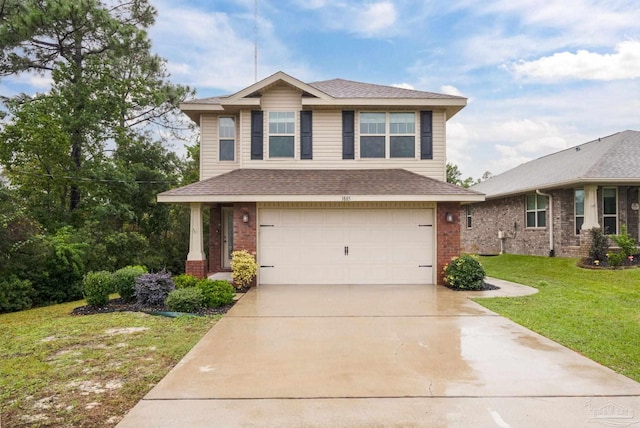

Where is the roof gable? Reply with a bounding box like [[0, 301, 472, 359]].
[[224, 71, 332, 104], [473, 130, 640, 198]]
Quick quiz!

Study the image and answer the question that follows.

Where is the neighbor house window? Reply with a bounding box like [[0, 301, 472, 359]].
[[268, 111, 295, 158], [526, 194, 547, 228], [465, 205, 473, 229], [219, 117, 235, 161], [360, 112, 386, 158], [390, 113, 415, 158], [602, 187, 618, 234], [575, 189, 584, 235]]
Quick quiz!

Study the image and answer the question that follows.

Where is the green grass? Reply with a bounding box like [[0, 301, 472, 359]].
[[476, 254, 640, 382], [0, 299, 220, 427]]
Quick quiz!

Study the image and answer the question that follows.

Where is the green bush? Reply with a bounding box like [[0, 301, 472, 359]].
[[607, 251, 627, 267], [611, 224, 637, 258], [197, 279, 235, 307], [112, 265, 147, 302], [589, 228, 609, 263], [83, 271, 113, 307], [443, 255, 486, 290], [0, 275, 34, 313], [231, 250, 257, 288], [173, 273, 200, 289], [166, 287, 205, 312]]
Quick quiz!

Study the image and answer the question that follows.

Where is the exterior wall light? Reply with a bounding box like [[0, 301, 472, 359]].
[[242, 212, 249, 223], [445, 212, 455, 223]]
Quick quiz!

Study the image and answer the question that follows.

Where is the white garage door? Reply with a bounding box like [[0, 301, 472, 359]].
[[258, 208, 434, 285]]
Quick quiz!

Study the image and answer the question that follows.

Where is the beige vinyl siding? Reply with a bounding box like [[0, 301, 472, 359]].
[[200, 114, 239, 180], [201, 84, 447, 181]]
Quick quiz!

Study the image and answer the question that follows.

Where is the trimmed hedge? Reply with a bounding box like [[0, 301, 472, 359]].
[[112, 265, 147, 302], [135, 271, 175, 306], [166, 287, 205, 312], [197, 279, 234, 307], [83, 271, 113, 307]]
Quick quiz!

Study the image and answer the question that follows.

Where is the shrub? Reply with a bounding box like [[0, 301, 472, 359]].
[[0, 275, 34, 313], [166, 288, 204, 312], [589, 228, 609, 263], [443, 255, 486, 290], [197, 279, 235, 307], [173, 273, 200, 289], [112, 265, 148, 302], [611, 224, 637, 258], [83, 271, 113, 307], [231, 250, 257, 288], [607, 251, 626, 267], [135, 271, 175, 306]]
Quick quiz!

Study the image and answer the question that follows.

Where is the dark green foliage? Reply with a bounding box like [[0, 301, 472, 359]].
[[589, 228, 610, 262], [135, 271, 175, 306], [165, 288, 204, 313], [443, 255, 486, 290], [197, 279, 235, 308], [112, 265, 148, 302], [0, 276, 34, 313], [83, 271, 113, 307], [173, 274, 200, 289]]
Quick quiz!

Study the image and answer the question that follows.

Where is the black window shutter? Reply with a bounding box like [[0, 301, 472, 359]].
[[300, 110, 313, 160], [420, 111, 433, 160], [342, 110, 355, 159], [251, 110, 263, 160]]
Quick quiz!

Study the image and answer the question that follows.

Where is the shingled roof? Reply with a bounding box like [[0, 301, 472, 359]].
[[158, 169, 483, 203], [473, 130, 640, 199], [307, 78, 463, 100]]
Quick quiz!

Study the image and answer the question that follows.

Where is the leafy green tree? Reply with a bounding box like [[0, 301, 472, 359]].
[[0, 0, 193, 223], [446, 163, 478, 188]]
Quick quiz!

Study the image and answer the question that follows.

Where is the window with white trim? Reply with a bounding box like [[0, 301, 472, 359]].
[[602, 187, 617, 234], [268, 111, 295, 158], [526, 194, 547, 228], [575, 189, 584, 235], [218, 117, 235, 161], [359, 112, 416, 159], [465, 205, 472, 229]]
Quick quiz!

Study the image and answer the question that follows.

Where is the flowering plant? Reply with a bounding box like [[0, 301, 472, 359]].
[[443, 255, 486, 290]]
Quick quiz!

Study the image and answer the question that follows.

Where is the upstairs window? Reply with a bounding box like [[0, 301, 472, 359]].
[[359, 112, 416, 159], [269, 111, 295, 158], [390, 113, 415, 158], [360, 112, 386, 158], [526, 194, 547, 228], [603, 187, 617, 234], [575, 189, 584, 235], [219, 117, 235, 161]]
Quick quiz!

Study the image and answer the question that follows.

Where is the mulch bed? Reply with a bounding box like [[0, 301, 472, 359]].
[[443, 282, 500, 292], [578, 257, 639, 270], [71, 297, 236, 316]]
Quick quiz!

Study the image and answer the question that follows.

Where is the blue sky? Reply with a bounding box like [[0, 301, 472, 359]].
[[4, 0, 640, 179]]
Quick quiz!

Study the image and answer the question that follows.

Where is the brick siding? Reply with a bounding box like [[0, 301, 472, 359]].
[[185, 260, 207, 279], [437, 203, 461, 285]]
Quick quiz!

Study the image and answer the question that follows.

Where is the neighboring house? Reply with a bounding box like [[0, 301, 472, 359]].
[[158, 71, 483, 285], [461, 130, 640, 258]]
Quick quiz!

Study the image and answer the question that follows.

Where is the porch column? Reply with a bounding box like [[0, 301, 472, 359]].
[[582, 185, 600, 230], [186, 202, 207, 278]]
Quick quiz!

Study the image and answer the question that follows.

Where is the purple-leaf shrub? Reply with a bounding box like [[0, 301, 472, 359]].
[[135, 271, 175, 306]]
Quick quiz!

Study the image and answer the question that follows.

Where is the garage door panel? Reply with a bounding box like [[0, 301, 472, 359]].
[[259, 208, 434, 285]]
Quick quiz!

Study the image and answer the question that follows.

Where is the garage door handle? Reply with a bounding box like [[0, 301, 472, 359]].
[[344, 246, 349, 256], [419, 265, 433, 268], [260, 265, 274, 268]]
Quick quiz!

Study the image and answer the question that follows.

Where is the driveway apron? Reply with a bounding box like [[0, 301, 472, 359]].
[[117, 282, 640, 427]]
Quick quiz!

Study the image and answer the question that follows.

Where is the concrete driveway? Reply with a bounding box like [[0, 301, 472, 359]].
[[118, 281, 640, 427]]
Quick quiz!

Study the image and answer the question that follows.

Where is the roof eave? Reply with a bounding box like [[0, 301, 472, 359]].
[[158, 194, 486, 204], [480, 177, 640, 199]]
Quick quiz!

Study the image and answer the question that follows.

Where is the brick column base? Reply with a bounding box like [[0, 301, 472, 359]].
[[185, 260, 207, 279], [437, 203, 461, 285]]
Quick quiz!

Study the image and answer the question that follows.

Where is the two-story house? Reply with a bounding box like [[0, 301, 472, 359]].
[[158, 71, 483, 285]]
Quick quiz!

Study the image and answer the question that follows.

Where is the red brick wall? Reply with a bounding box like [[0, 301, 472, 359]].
[[208, 204, 222, 274], [233, 203, 257, 255], [437, 203, 461, 285], [185, 260, 207, 279]]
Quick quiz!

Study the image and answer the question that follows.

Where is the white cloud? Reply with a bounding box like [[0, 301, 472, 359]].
[[353, 2, 397, 37], [509, 40, 640, 82], [440, 85, 465, 97]]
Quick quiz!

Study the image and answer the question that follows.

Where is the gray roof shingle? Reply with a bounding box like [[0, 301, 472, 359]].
[[159, 169, 481, 198], [473, 130, 640, 198], [307, 78, 463, 99]]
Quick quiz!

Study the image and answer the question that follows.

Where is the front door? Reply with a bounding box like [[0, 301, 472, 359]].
[[222, 207, 234, 269]]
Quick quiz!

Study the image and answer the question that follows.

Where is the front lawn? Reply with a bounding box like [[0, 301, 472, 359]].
[[0, 299, 219, 427], [477, 254, 640, 382]]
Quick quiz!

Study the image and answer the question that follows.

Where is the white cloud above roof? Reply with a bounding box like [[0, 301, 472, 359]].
[[509, 41, 640, 82]]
